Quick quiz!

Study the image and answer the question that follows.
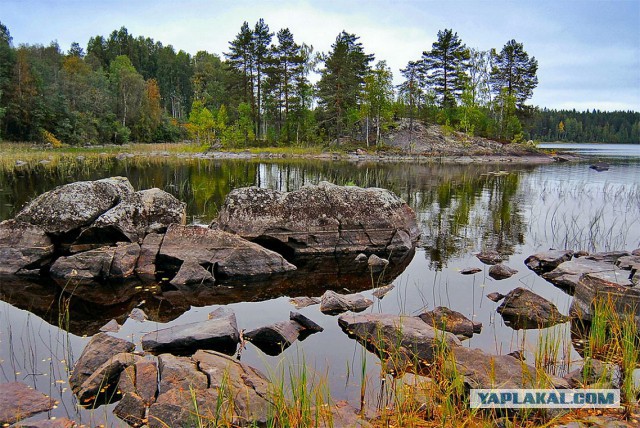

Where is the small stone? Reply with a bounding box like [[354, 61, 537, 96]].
[[129, 308, 147, 322], [487, 292, 505, 302], [476, 250, 503, 265], [355, 253, 368, 262], [367, 254, 389, 271], [320, 290, 373, 315], [289, 296, 321, 309], [372, 284, 395, 299], [99, 319, 120, 333], [460, 267, 482, 275], [488, 264, 518, 280]]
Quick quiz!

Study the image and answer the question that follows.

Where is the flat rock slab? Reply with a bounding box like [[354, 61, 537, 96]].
[[142, 312, 239, 355], [338, 313, 460, 369], [542, 258, 614, 291], [320, 290, 373, 315], [418, 306, 481, 338], [488, 264, 518, 280], [13, 417, 77, 428], [215, 182, 420, 256], [158, 224, 296, 278], [460, 267, 481, 275], [525, 250, 573, 274], [244, 320, 303, 356], [15, 177, 133, 235], [0, 220, 54, 275], [497, 287, 568, 329], [0, 382, 54, 425], [289, 296, 321, 309]]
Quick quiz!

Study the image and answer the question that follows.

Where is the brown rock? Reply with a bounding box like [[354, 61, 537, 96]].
[[0, 220, 54, 275], [460, 267, 481, 275], [113, 392, 146, 427], [486, 292, 505, 302], [0, 382, 54, 425], [497, 287, 569, 329], [289, 296, 320, 309], [488, 263, 518, 280], [245, 320, 304, 355], [135, 232, 163, 278], [418, 306, 482, 338], [157, 354, 207, 394], [135, 360, 158, 405], [169, 258, 214, 286], [320, 290, 373, 315], [75, 352, 139, 403], [476, 250, 503, 265], [110, 242, 141, 278], [13, 417, 76, 428], [524, 250, 573, 274]]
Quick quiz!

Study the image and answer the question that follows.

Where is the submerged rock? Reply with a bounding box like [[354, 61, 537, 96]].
[[418, 306, 482, 339], [320, 290, 373, 315], [215, 182, 420, 256], [15, 177, 133, 235], [590, 162, 610, 172], [0, 382, 54, 425], [158, 224, 296, 278], [0, 220, 54, 275], [525, 250, 573, 274], [497, 287, 569, 329]]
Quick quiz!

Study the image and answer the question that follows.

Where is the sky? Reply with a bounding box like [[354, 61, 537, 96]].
[[2, 0, 639, 111]]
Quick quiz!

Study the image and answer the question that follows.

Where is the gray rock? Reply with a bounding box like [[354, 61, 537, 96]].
[[69, 333, 135, 395], [524, 249, 573, 274], [15, 177, 133, 235], [338, 313, 460, 369], [244, 320, 303, 355], [215, 182, 420, 256], [486, 292, 505, 302], [290, 311, 324, 333], [585, 251, 630, 263], [460, 267, 481, 275], [135, 232, 163, 278], [141, 313, 239, 355], [616, 255, 640, 271], [169, 258, 214, 286], [542, 257, 614, 291], [355, 253, 368, 262], [418, 306, 482, 338], [0, 220, 54, 275], [50, 246, 115, 281], [590, 162, 609, 172], [320, 290, 373, 315], [113, 392, 146, 427], [367, 254, 389, 271], [476, 250, 503, 265], [372, 284, 395, 299], [77, 188, 186, 244], [157, 354, 207, 394], [289, 296, 321, 309], [129, 308, 147, 322], [158, 224, 296, 278], [75, 352, 139, 403], [564, 359, 615, 388], [110, 242, 141, 278], [488, 263, 518, 280], [0, 382, 54, 425], [497, 287, 569, 329], [99, 319, 120, 333]]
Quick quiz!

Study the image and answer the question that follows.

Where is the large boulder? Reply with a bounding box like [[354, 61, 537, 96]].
[[76, 188, 186, 245], [525, 250, 573, 274], [338, 313, 461, 371], [497, 287, 569, 329], [158, 224, 296, 278], [50, 242, 140, 281], [75, 352, 140, 403], [141, 309, 239, 355], [0, 220, 54, 275], [15, 177, 133, 235], [215, 182, 420, 256]]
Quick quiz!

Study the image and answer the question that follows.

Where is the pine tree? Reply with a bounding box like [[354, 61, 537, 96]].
[[490, 39, 538, 109], [253, 19, 273, 139], [422, 29, 470, 107]]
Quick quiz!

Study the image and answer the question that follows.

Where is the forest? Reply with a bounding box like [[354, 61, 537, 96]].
[[0, 20, 637, 147]]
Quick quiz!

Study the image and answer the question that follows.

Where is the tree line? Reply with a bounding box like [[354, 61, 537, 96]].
[[0, 20, 637, 147]]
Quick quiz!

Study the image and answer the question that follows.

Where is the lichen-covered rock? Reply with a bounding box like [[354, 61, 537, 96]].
[[418, 306, 481, 338], [49, 246, 120, 281], [0, 220, 54, 275], [497, 287, 569, 329], [320, 290, 373, 315], [15, 177, 133, 235], [77, 188, 186, 244], [525, 250, 573, 274], [215, 182, 420, 256], [158, 224, 296, 278]]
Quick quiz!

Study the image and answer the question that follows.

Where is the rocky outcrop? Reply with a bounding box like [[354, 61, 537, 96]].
[[141, 309, 239, 355], [50, 242, 140, 281], [15, 177, 133, 235], [418, 306, 482, 339], [158, 224, 296, 278], [542, 257, 615, 292], [0, 382, 54, 425], [0, 220, 54, 275], [497, 287, 569, 329], [320, 290, 373, 315], [215, 182, 420, 256], [524, 250, 573, 274]]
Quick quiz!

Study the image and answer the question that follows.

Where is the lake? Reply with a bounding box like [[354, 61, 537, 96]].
[[1, 144, 639, 426]]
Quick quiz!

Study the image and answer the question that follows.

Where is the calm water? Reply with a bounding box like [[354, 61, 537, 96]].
[[1, 144, 639, 426]]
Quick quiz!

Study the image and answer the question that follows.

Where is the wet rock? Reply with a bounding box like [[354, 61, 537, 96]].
[[290, 311, 324, 333], [129, 307, 147, 322], [497, 287, 569, 329], [449, 347, 569, 389], [289, 296, 321, 309], [524, 250, 574, 274], [564, 359, 615, 388], [76, 352, 139, 403], [157, 354, 207, 394], [585, 251, 630, 263], [368, 254, 389, 271], [488, 263, 518, 280], [169, 258, 214, 286], [110, 242, 141, 278], [0, 382, 54, 425], [100, 319, 120, 333], [355, 253, 368, 262], [158, 224, 296, 278], [69, 333, 135, 395], [338, 313, 461, 369], [50, 246, 116, 281], [113, 392, 146, 427], [590, 162, 609, 172], [215, 182, 420, 256], [141, 311, 239, 355], [135, 232, 163, 278], [460, 267, 481, 275], [15, 177, 133, 235], [616, 255, 640, 271], [77, 188, 186, 245], [15, 417, 77, 427], [581, 270, 634, 289], [0, 220, 54, 275], [320, 290, 373, 315], [486, 292, 505, 302], [542, 257, 614, 292], [476, 250, 503, 265], [418, 306, 482, 338], [372, 284, 395, 299], [244, 320, 303, 355]]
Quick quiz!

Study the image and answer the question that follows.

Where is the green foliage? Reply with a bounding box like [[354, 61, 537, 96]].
[[490, 39, 538, 109]]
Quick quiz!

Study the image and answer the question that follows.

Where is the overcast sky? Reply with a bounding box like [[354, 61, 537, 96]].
[[2, 0, 639, 111]]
